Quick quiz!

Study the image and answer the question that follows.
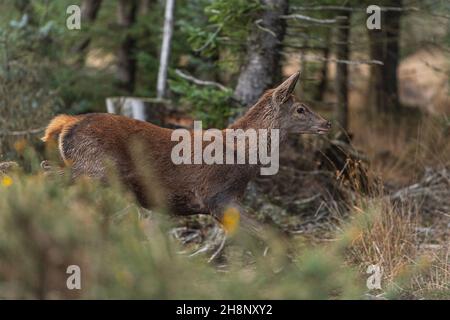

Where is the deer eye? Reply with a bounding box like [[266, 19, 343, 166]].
[[297, 107, 305, 114]]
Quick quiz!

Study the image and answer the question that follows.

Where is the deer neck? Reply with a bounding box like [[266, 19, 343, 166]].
[[228, 96, 289, 144]]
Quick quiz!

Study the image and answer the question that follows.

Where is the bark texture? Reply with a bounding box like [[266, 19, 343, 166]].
[[384, 0, 402, 110], [314, 31, 330, 102], [368, 0, 402, 113], [72, 0, 103, 55], [335, 13, 351, 132], [233, 0, 289, 107], [368, 26, 386, 112], [116, 0, 139, 93]]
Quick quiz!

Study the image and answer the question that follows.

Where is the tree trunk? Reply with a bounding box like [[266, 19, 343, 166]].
[[315, 31, 330, 102], [384, 0, 402, 111], [334, 13, 351, 132], [156, 0, 175, 99], [298, 30, 308, 98], [72, 0, 103, 57], [140, 0, 153, 15], [368, 1, 402, 113], [233, 0, 289, 107], [368, 26, 386, 112], [116, 0, 138, 93]]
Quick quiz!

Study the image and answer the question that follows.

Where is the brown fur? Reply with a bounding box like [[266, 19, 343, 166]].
[[42, 72, 330, 231]]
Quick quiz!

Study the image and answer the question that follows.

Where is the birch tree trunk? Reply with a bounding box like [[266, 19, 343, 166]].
[[106, 97, 169, 125], [106, 97, 147, 121], [233, 0, 288, 107], [117, 0, 138, 93], [156, 0, 175, 99]]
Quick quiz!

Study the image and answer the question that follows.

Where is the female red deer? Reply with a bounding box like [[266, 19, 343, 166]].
[[42, 72, 331, 233]]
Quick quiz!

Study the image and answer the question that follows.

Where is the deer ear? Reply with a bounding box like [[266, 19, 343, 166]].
[[272, 71, 300, 105]]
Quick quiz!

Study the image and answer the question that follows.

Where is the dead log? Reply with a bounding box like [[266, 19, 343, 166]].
[[105, 97, 190, 128]]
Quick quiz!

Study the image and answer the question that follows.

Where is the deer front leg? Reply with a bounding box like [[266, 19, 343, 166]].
[[211, 200, 265, 239], [211, 200, 292, 261]]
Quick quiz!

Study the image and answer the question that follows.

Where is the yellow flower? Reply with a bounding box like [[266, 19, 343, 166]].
[[1, 175, 13, 187], [222, 207, 240, 235]]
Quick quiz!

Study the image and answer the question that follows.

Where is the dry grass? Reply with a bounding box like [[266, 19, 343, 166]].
[[344, 197, 419, 292], [349, 109, 449, 184], [339, 186, 450, 298], [409, 244, 450, 299], [339, 112, 450, 298]]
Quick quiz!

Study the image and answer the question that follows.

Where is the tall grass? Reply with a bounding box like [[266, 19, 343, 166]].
[[346, 110, 450, 298], [350, 110, 450, 185]]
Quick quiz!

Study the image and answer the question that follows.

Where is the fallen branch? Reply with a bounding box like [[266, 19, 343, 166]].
[[390, 168, 450, 215]]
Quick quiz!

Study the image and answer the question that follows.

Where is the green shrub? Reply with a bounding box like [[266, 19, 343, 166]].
[[169, 76, 235, 128]]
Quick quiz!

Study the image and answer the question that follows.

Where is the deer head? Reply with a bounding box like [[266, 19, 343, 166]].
[[272, 72, 331, 135]]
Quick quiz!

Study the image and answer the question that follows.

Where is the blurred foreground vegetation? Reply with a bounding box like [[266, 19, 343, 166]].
[[0, 151, 363, 299], [0, 147, 449, 299], [0, 0, 449, 300]]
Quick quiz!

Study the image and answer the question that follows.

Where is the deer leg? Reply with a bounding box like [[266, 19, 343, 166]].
[[211, 201, 266, 240], [207, 230, 227, 263], [187, 222, 227, 263], [211, 200, 293, 261], [40, 160, 65, 177]]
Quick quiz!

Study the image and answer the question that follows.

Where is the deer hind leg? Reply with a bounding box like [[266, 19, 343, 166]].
[[40, 160, 65, 177], [59, 128, 109, 182]]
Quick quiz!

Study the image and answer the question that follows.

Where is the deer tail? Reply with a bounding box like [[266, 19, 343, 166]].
[[41, 115, 81, 143]]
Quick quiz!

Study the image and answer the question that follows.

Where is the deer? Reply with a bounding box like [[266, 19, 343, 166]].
[[41, 72, 331, 236]]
